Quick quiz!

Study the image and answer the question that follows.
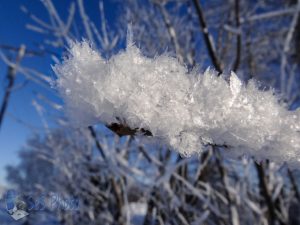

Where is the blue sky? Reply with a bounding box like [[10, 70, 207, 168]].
[[0, 0, 120, 185], [0, 0, 48, 185]]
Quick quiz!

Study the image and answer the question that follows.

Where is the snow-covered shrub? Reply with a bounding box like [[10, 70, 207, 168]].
[[53, 39, 300, 164], [7, 128, 300, 225]]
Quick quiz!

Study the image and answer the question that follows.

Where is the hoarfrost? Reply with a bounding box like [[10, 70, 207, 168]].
[[53, 40, 300, 163]]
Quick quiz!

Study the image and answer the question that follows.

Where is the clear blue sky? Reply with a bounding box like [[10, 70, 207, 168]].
[[0, 0, 120, 185]]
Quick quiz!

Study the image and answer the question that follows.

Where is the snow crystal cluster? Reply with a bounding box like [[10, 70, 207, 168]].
[[53, 40, 300, 163]]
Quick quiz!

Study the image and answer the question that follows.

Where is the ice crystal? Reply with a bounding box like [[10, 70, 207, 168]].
[[53, 40, 300, 163]]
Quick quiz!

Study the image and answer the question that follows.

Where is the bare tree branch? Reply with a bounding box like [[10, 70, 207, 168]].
[[88, 126, 106, 160], [0, 45, 26, 130], [191, 0, 223, 73], [232, 0, 241, 72]]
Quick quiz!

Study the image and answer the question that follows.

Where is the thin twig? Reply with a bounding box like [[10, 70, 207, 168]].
[[280, 0, 300, 94], [155, 2, 184, 64], [287, 168, 300, 202], [0, 45, 26, 130], [191, 0, 223, 73], [77, 0, 95, 44], [214, 147, 240, 225], [88, 126, 106, 160], [232, 0, 241, 72], [254, 162, 276, 225]]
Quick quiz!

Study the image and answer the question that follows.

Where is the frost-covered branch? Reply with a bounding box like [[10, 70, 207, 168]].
[[240, 7, 300, 24], [154, 1, 184, 64], [54, 39, 300, 164], [7, 127, 300, 225], [280, 0, 300, 94]]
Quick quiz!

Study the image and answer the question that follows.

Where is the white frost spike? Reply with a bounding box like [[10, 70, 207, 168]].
[[230, 72, 242, 97], [53, 40, 300, 164], [229, 72, 242, 107]]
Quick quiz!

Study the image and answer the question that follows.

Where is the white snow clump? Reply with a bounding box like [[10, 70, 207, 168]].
[[53, 40, 300, 163]]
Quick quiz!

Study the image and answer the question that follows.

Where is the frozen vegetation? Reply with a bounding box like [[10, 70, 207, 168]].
[[53, 39, 300, 164]]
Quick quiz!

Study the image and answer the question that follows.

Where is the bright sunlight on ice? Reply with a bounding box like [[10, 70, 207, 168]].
[[53, 39, 300, 163]]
